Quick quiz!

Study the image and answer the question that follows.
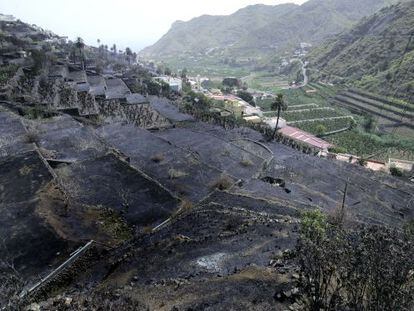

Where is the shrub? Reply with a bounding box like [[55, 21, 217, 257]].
[[240, 156, 253, 167], [300, 209, 328, 240], [358, 157, 367, 166], [237, 90, 255, 106], [315, 124, 327, 136], [150, 153, 165, 163], [390, 165, 403, 177], [24, 131, 39, 144], [328, 146, 347, 154], [296, 213, 414, 310], [168, 168, 188, 179], [210, 174, 234, 191], [178, 198, 193, 212]]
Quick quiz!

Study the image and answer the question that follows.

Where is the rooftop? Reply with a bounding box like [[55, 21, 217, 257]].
[[279, 126, 332, 150]]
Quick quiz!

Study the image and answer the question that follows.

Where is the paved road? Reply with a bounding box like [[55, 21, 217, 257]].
[[298, 60, 309, 87], [283, 59, 308, 89]]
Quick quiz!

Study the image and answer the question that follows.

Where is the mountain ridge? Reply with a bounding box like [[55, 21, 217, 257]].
[[140, 0, 404, 63]]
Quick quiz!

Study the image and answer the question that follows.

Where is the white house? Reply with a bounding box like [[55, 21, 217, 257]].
[[155, 76, 182, 92], [0, 14, 16, 22], [263, 117, 287, 129]]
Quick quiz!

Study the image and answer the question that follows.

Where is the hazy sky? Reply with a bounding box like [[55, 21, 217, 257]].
[[0, 0, 307, 52]]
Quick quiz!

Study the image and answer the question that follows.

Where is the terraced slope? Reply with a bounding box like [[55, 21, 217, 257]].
[[0, 109, 182, 280], [332, 88, 414, 137], [1, 103, 413, 309], [309, 0, 414, 100]]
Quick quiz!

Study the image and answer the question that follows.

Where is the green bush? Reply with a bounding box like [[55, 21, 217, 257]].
[[296, 213, 414, 310], [390, 166, 403, 177], [328, 146, 347, 154], [315, 124, 327, 136]]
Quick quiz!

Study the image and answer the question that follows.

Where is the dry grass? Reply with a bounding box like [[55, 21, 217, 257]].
[[171, 198, 194, 219], [142, 226, 153, 234], [240, 156, 254, 167], [19, 165, 32, 176], [168, 168, 188, 179], [210, 174, 234, 191], [179, 198, 194, 211], [150, 153, 165, 163]]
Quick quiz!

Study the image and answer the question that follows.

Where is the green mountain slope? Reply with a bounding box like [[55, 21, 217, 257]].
[[140, 0, 402, 63], [309, 0, 414, 101]]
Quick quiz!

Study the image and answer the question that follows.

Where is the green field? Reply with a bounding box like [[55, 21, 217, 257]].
[[159, 56, 250, 78], [256, 84, 353, 135], [325, 130, 414, 161], [331, 88, 414, 139], [242, 72, 290, 93], [256, 83, 414, 161]]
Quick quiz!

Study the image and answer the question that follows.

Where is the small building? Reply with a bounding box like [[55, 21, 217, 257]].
[[0, 14, 16, 22], [279, 126, 332, 150], [243, 116, 262, 124], [224, 100, 244, 117], [263, 117, 287, 130], [388, 158, 414, 172], [154, 76, 182, 92]]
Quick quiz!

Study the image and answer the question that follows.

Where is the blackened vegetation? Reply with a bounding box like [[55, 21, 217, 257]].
[[295, 210, 414, 310], [0, 238, 24, 310], [36, 289, 147, 310]]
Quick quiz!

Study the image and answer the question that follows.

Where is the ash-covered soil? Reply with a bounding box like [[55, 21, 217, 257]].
[[0, 104, 413, 309]]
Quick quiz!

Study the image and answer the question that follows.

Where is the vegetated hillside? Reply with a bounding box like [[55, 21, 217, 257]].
[[140, 0, 402, 63], [309, 0, 414, 101]]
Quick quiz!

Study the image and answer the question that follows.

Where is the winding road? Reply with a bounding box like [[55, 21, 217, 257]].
[[299, 60, 309, 87]]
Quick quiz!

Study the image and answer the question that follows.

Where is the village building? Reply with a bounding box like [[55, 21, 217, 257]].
[[263, 117, 287, 130], [155, 76, 183, 92], [279, 126, 332, 150], [0, 14, 16, 22], [243, 115, 262, 124], [388, 158, 414, 172]]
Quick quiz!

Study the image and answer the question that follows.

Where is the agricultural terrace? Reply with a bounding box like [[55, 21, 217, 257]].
[[256, 83, 414, 161]]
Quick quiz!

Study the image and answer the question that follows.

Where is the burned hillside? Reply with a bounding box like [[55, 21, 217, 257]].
[[0, 15, 413, 311]]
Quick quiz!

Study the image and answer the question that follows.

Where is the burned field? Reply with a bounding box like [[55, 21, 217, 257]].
[[1, 102, 413, 310]]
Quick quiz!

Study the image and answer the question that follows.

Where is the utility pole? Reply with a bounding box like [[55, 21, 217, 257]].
[[339, 180, 349, 225], [341, 181, 348, 210]]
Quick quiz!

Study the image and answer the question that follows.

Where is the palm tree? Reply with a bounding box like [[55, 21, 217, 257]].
[[75, 37, 85, 69], [125, 47, 132, 64], [270, 93, 287, 140]]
